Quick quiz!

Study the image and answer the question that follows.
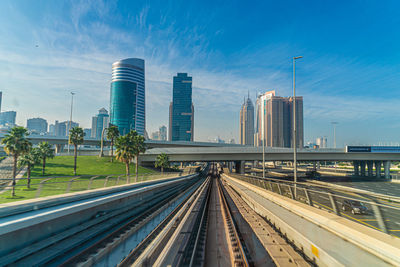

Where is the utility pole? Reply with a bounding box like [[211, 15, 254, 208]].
[[293, 56, 302, 198]]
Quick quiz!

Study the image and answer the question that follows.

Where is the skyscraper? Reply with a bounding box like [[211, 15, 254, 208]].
[[239, 95, 254, 145], [27, 118, 48, 134], [255, 90, 303, 148], [169, 73, 194, 141], [91, 108, 109, 139], [0, 91, 2, 112], [54, 120, 79, 137], [110, 58, 145, 136], [159, 125, 167, 141]]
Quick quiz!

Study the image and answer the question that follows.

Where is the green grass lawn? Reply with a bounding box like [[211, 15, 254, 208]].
[[0, 156, 161, 203]]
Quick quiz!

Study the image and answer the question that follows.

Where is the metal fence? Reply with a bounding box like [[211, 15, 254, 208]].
[[0, 172, 182, 199], [230, 173, 400, 235]]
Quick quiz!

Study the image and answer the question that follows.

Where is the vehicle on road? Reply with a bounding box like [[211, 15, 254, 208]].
[[341, 199, 368, 214]]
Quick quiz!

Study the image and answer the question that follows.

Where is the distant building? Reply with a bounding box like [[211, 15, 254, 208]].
[[239, 95, 254, 145], [83, 128, 91, 138], [151, 125, 168, 141], [54, 120, 79, 137], [49, 124, 55, 135], [151, 131, 159, 140], [0, 91, 2, 112], [316, 137, 327, 148], [110, 58, 145, 136], [0, 111, 16, 126], [27, 118, 48, 134], [159, 125, 167, 141], [91, 108, 109, 139], [228, 138, 235, 144], [169, 73, 194, 141], [254, 90, 303, 148]]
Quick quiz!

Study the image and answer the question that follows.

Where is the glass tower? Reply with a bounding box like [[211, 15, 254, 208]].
[[110, 58, 145, 136], [169, 73, 194, 141]]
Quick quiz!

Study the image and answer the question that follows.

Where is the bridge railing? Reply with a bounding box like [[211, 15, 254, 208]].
[[230, 173, 400, 236], [0, 172, 182, 201]]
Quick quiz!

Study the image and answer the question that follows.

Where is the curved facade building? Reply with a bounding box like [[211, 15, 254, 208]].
[[110, 58, 145, 136]]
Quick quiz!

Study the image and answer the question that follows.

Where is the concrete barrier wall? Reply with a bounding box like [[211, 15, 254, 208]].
[[222, 174, 400, 266]]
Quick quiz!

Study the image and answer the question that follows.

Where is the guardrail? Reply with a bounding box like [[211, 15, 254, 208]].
[[229, 173, 400, 235], [0, 172, 182, 200]]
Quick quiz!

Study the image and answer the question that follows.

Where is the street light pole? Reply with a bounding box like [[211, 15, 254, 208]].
[[293, 56, 302, 198], [331, 122, 338, 148], [262, 100, 265, 178], [67, 92, 75, 154]]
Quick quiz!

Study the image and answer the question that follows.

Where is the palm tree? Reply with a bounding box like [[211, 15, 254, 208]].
[[69, 127, 85, 175], [155, 153, 170, 174], [115, 134, 135, 182], [1, 126, 31, 196], [18, 147, 41, 188], [38, 142, 55, 176], [106, 125, 120, 162], [131, 131, 146, 182]]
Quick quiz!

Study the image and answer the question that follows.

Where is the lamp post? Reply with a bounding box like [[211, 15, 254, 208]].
[[262, 100, 265, 178], [67, 92, 75, 154], [293, 56, 302, 197]]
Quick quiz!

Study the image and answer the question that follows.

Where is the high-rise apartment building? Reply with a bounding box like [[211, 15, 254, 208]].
[[110, 58, 145, 136], [91, 108, 109, 139], [255, 90, 303, 148], [169, 73, 194, 141], [239, 96, 254, 145], [0, 111, 16, 126], [27, 118, 48, 134]]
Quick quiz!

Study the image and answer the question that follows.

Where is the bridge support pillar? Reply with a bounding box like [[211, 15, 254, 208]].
[[375, 161, 382, 178], [367, 161, 374, 177], [317, 161, 320, 170], [235, 161, 245, 174], [55, 144, 63, 154], [353, 161, 360, 176], [228, 162, 233, 173], [313, 161, 317, 171], [384, 161, 391, 179], [360, 161, 366, 176]]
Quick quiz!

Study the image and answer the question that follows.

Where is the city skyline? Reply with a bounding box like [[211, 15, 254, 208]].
[[1, 1, 400, 146]]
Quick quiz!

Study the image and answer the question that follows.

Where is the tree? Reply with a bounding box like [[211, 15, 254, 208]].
[[115, 134, 135, 182], [1, 126, 31, 196], [38, 142, 55, 176], [106, 125, 120, 162], [130, 131, 146, 182], [18, 147, 41, 188], [155, 153, 170, 174], [69, 127, 85, 175]]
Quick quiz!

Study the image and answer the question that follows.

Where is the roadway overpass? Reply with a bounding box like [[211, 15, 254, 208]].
[[141, 146, 400, 178]]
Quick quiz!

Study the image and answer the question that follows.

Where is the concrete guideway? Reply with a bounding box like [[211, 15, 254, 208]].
[[0, 173, 201, 266], [222, 173, 400, 266]]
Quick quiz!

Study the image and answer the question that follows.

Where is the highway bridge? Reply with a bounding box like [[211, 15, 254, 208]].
[[0, 165, 399, 266], [141, 146, 400, 178]]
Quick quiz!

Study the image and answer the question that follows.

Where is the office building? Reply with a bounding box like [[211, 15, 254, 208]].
[[27, 118, 48, 134], [255, 90, 303, 148], [0, 91, 2, 112], [54, 120, 79, 137], [150, 125, 168, 141], [49, 124, 55, 135], [169, 73, 194, 141], [110, 58, 145, 136], [316, 137, 327, 148], [239, 95, 254, 145], [159, 125, 167, 141], [91, 108, 109, 139], [0, 111, 16, 126], [83, 128, 91, 138]]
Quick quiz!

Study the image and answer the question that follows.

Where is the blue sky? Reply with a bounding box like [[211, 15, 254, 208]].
[[0, 0, 400, 146]]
